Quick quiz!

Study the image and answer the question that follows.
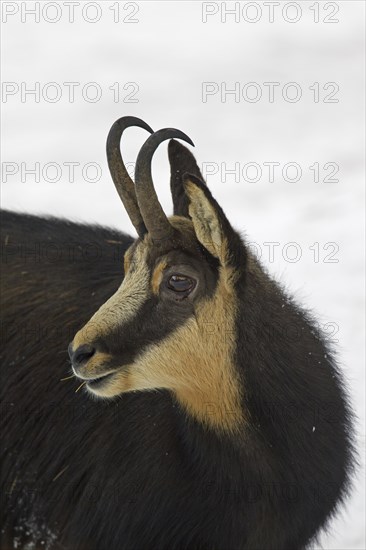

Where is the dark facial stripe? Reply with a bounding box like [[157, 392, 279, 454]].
[[94, 292, 196, 373]]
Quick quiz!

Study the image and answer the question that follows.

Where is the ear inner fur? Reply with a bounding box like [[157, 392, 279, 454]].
[[183, 176, 229, 265]]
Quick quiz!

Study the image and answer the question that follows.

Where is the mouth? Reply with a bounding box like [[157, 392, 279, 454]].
[[81, 371, 116, 390]]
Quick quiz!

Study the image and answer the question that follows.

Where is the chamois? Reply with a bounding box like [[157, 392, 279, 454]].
[[1, 116, 354, 550]]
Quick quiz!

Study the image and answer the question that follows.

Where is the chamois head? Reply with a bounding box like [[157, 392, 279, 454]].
[[69, 117, 246, 432]]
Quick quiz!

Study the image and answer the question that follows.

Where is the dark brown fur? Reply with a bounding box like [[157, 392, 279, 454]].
[[0, 140, 354, 549]]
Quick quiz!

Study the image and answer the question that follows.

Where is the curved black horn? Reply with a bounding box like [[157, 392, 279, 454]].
[[106, 116, 153, 237], [135, 129, 194, 241]]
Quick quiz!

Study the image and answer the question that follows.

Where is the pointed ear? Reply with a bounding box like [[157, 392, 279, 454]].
[[183, 173, 242, 267], [168, 140, 205, 218]]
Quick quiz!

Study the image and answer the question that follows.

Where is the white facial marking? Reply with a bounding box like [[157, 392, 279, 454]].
[[73, 244, 149, 346]]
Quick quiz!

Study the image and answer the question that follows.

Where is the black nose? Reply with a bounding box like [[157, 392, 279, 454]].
[[68, 343, 96, 366]]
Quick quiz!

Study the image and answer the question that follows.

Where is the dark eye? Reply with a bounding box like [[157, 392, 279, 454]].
[[167, 274, 196, 294]]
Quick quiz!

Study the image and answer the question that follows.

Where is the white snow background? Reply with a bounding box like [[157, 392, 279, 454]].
[[1, 1, 365, 548]]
